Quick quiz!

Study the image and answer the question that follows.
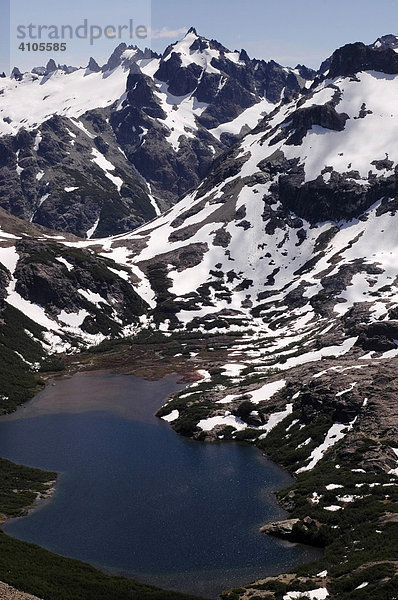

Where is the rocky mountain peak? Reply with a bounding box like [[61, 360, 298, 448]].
[[87, 57, 101, 73], [10, 66, 22, 80], [371, 33, 398, 50], [239, 48, 250, 62], [328, 41, 398, 77], [162, 27, 230, 64], [101, 42, 128, 72], [46, 59, 57, 74], [0, 30, 315, 235]]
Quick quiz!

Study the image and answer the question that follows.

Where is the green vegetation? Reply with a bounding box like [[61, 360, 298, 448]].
[[252, 446, 398, 599], [0, 309, 396, 600], [210, 381, 398, 600], [0, 305, 47, 413], [258, 411, 334, 470], [146, 262, 180, 326], [233, 400, 257, 419], [330, 563, 398, 599], [0, 457, 56, 519], [0, 532, 206, 600], [38, 356, 65, 373]]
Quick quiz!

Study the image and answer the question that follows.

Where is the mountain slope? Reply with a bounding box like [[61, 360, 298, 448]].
[[0, 36, 398, 600], [111, 28, 314, 204], [0, 209, 149, 414], [0, 30, 314, 237], [102, 42, 398, 335], [5, 39, 397, 365], [3, 40, 398, 406], [67, 41, 398, 474]]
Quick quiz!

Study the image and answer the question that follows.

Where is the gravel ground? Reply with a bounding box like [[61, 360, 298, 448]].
[[0, 582, 43, 600]]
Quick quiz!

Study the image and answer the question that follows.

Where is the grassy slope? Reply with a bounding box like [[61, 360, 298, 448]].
[[221, 415, 398, 600], [0, 458, 56, 520], [0, 532, 205, 600]]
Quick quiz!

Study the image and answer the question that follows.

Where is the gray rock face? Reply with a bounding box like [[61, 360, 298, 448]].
[[356, 321, 398, 351], [297, 379, 360, 424], [283, 104, 349, 146], [260, 518, 300, 539], [371, 34, 398, 50], [110, 70, 223, 206], [328, 42, 398, 78], [0, 112, 157, 238], [31, 66, 47, 76], [46, 59, 57, 74], [101, 43, 127, 72], [109, 30, 314, 207], [11, 67, 22, 80], [87, 57, 101, 73], [13, 238, 148, 335]]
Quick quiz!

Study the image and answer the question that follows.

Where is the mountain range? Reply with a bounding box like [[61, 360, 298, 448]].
[[0, 28, 314, 238], [0, 29, 398, 600]]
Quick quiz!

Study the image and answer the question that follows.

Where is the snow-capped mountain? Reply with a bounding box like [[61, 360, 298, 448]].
[[0, 47, 160, 238], [2, 38, 398, 351], [371, 33, 398, 50], [1, 34, 398, 600], [87, 40, 398, 346], [0, 29, 314, 238], [111, 28, 314, 204], [3, 37, 398, 371]]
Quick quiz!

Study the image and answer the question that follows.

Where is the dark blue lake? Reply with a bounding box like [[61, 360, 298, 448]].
[[0, 372, 320, 598]]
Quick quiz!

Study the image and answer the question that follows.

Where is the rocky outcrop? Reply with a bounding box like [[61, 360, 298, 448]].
[[46, 59, 57, 74], [87, 57, 101, 73], [328, 42, 398, 78], [260, 518, 299, 539], [283, 104, 349, 146], [297, 380, 360, 424], [0, 112, 156, 237], [356, 320, 398, 351], [13, 238, 148, 335]]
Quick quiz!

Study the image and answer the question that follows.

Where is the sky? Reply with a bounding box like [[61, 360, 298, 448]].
[[1, 0, 398, 73]]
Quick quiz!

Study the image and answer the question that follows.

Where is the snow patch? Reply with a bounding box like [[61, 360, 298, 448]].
[[259, 404, 293, 438], [86, 218, 100, 239], [197, 413, 247, 432], [296, 417, 357, 474], [162, 410, 179, 423], [249, 380, 286, 404], [283, 588, 328, 600], [91, 148, 123, 190]]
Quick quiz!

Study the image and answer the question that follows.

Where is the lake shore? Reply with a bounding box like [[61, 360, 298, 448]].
[[1, 330, 396, 599], [0, 367, 321, 600]]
